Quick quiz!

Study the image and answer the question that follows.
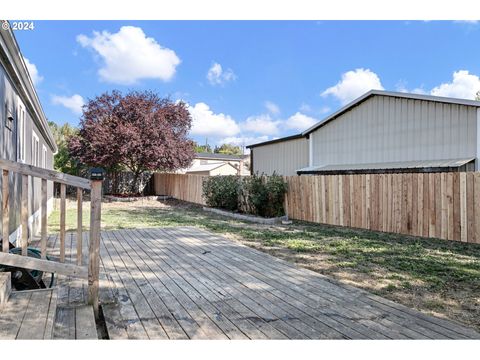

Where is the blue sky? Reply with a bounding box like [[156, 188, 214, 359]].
[[13, 20, 480, 150]]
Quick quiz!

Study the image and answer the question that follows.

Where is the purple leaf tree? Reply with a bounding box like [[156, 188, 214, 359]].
[[68, 90, 195, 193]]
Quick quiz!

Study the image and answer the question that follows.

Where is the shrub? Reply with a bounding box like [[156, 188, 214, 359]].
[[203, 173, 288, 218], [242, 172, 288, 217], [202, 175, 241, 211]]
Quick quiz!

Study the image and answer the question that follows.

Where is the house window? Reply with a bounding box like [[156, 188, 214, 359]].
[[17, 104, 26, 163], [32, 131, 39, 167], [42, 144, 47, 168]]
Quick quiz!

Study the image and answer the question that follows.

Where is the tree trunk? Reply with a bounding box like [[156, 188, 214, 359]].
[[130, 171, 142, 195]]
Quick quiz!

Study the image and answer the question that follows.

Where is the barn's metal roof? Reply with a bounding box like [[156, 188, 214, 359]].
[[245, 134, 304, 149], [296, 158, 475, 174], [302, 90, 480, 136], [245, 90, 480, 150]]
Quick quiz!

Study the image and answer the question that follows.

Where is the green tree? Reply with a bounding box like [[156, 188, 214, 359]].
[[48, 121, 82, 175], [214, 143, 243, 155], [193, 141, 212, 153]]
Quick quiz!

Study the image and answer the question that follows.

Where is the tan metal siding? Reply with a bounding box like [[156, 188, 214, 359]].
[[252, 137, 309, 176], [311, 95, 478, 167]]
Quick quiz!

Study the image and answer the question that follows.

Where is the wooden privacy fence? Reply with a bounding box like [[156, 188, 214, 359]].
[[154, 172, 480, 244], [154, 173, 207, 205], [284, 173, 480, 244], [0, 158, 103, 315]]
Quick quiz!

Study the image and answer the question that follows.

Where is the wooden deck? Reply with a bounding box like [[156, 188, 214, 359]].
[[23, 226, 480, 339], [0, 232, 98, 340], [2, 225, 480, 340], [0, 289, 57, 339]]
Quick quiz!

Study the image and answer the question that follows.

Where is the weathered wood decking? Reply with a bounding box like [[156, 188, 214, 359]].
[[46, 226, 478, 340], [0, 231, 97, 340], [0, 289, 57, 339]]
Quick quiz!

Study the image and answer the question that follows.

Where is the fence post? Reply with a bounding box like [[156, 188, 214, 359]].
[[88, 168, 103, 318]]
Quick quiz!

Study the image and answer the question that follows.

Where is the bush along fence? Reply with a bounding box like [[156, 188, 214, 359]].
[[202, 173, 288, 218], [153, 172, 480, 244]]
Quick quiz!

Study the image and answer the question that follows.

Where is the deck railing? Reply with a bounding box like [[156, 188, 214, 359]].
[[0, 158, 102, 316]]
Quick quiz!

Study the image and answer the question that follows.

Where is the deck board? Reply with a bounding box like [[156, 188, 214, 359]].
[[0, 289, 57, 340], [12, 226, 480, 340], [166, 228, 426, 339], [176, 227, 465, 339], [95, 227, 480, 339]]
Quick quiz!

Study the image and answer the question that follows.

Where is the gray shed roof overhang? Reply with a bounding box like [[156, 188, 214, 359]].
[[296, 158, 475, 175]]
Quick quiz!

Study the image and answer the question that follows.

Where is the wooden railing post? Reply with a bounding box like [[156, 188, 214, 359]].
[[76, 188, 83, 265], [59, 183, 66, 262], [2, 169, 9, 253], [21, 174, 28, 256], [88, 170, 103, 318], [41, 179, 47, 259]]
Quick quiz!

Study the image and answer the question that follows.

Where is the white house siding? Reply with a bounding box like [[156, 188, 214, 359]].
[[251, 137, 309, 176], [310, 95, 478, 168], [178, 157, 247, 175], [0, 35, 55, 241]]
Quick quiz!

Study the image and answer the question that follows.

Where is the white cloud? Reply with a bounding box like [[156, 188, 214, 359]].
[[321, 68, 384, 105], [264, 101, 280, 115], [319, 106, 331, 114], [430, 70, 480, 99], [51, 94, 85, 115], [220, 135, 269, 153], [206, 62, 236, 86], [221, 135, 269, 147], [284, 112, 318, 131], [23, 57, 43, 86], [299, 103, 312, 113], [242, 114, 281, 136], [77, 26, 180, 85], [188, 102, 240, 138], [454, 20, 479, 24], [395, 80, 427, 95]]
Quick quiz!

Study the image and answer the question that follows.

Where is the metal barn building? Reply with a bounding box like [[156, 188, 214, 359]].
[[247, 90, 480, 175], [247, 134, 309, 176]]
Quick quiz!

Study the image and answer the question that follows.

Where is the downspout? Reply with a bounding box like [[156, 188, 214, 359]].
[[477, 108, 480, 171], [308, 133, 313, 167], [250, 150, 254, 175]]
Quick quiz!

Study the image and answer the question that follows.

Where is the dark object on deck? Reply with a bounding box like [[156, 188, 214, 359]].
[[0, 239, 15, 251], [0, 247, 55, 290]]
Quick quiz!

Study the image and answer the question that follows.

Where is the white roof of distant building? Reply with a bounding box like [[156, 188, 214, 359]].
[[187, 162, 237, 173]]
